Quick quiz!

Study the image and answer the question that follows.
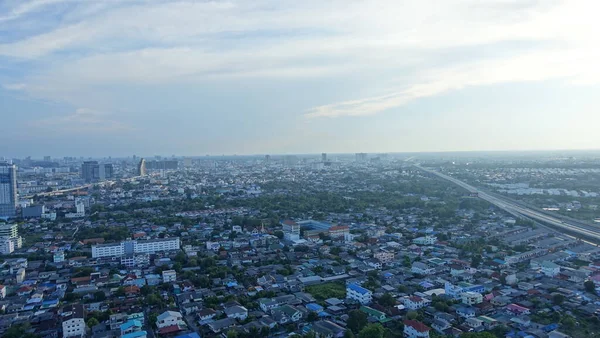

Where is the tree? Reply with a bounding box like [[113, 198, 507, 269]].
[[460, 333, 496, 338], [93, 291, 106, 301], [358, 324, 385, 338], [274, 230, 284, 239], [87, 318, 99, 328], [471, 254, 482, 268], [307, 311, 319, 322], [552, 294, 565, 305], [378, 293, 396, 307], [406, 311, 418, 320], [347, 310, 368, 333], [343, 330, 356, 338], [584, 280, 596, 293]]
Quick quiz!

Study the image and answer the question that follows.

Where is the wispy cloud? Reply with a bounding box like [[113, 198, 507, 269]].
[[2, 83, 26, 90], [31, 108, 132, 132]]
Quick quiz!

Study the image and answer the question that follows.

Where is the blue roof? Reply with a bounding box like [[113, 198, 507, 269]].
[[175, 334, 201, 338], [120, 320, 142, 331], [306, 303, 323, 311], [347, 283, 370, 295], [122, 332, 148, 338]]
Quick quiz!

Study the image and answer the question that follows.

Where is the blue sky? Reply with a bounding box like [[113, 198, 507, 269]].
[[1, 0, 599, 157]]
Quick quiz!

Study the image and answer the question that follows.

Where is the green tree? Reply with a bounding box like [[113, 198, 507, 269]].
[[471, 255, 482, 268], [93, 291, 106, 301], [87, 317, 100, 328], [358, 324, 385, 338], [307, 311, 319, 322], [274, 230, 284, 239], [460, 333, 496, 338], [347, 309, 368, 333], [584, 280, 596, 293], [378, 293, 396, 307], [2, 323, 39, 338], [552, 294, 565, 305], [343, 330, 356, 338]]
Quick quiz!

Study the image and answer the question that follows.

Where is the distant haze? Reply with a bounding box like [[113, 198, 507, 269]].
[[1, 0, 599, 157]]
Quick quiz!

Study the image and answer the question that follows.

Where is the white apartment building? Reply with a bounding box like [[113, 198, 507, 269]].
[[92, 242, 125, 258], [0, 238, 14, 254], [162, 270, 177, 283], [62, 304, 85, 338], [461, 292, 483, 306], [134, 238, 180, 254], [374, 251, 395, 264], [346, 283, 372, 304], [92, 238, 180, 258], [156, 311, 185, 329]]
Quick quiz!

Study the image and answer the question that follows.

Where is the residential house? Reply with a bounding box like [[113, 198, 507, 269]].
[[346, 283, 372, 304], [404, 320, 431, 338]]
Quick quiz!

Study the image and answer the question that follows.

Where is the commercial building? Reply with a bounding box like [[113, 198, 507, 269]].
[[137, 158, 146, 176], [22, 205, 45, 218], [81, 161, 114, 182], [282, 220, 300, 241], [355, 153, 368, 162], [461, 292, 483, 306], [346, 283, 372, 304], [92, 237, 180, 258], [0, 163, 17, 218], [0, 238, 14, 254]]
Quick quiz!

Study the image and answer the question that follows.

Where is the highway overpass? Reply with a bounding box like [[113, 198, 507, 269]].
[[414, 165, 600, 242]]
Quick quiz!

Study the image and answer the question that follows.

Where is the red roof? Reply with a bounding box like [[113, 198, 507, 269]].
[[158, 325, 183, 334], [282, 220, 297, 225], [404, 320, 430, 333], [329, 225, 349, 231]]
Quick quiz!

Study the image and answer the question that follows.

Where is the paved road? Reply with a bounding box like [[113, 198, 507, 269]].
[[414, 165, 600, 241]]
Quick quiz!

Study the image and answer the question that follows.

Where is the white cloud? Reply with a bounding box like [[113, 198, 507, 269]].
[[2, 83, 26, 90], [31, 108, 131, 132], [1, 0, 599, 118]]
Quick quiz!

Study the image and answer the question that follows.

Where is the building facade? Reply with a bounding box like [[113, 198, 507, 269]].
[[346, 283, 372, 304], [92, 238, 180, 258], [0, 163, 17, 218]]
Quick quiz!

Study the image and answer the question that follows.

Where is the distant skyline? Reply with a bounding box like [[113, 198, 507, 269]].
[[2, 0, 599, 157]]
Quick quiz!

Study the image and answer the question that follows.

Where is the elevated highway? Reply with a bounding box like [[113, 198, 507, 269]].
[[414, 165, 600, 242]]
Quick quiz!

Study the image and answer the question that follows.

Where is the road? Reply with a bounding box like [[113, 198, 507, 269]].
[[414, 165, 600, 242]]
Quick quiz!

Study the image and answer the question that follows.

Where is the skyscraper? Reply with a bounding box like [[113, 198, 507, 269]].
[[81, 161, 114, 182], [322, 153, 327, 162], [137, 158, 146, 176], [0, 163, 17, 218], [355, 153, 368, 162]]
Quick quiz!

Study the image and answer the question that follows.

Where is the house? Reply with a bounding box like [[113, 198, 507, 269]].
[[156, 311, 185, 329], [404, 296, 427, 310], [461, 292, 483, 306], [431, 319, 451, 334], [413, 236, 437, 246], [198, 308, 217, 324], [411, 262, 434, 275], [456, 306, 476, 318], [346, 283, 372, 304], [541, 261, 561, 277], [120, 320, 143, 336], [272, 305, 303, 323], [225, 305, 248, 320], [374, 251, 395, 264], [465, 317, 483, 330], [360, 306, 388, 322], [61, 304, 86, 338], [207, 317, 236, 333], [0, 285, 5, 299], [548, 331, 572, 338], [404, 320, 431, 338], [506, 304, 531, 316], [311, 320, 346, 338]]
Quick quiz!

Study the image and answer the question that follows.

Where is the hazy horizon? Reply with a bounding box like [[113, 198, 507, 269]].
[[2, 0, 599, 157]]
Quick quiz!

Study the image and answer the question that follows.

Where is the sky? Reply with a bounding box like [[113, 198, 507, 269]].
[[1, 0, 599, 158]]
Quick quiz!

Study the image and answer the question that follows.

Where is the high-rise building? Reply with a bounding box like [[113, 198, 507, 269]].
[[145, 160, 178, 170], [137, 158, 146, 176], [183, 158, 192, 167], [264, 155, 271, 163], [81, 161, 114, 182], [0, 163, 17, 218], [43, 156, 51, 161], [355, 153, 368, 162], [322, 153, 327, 162]]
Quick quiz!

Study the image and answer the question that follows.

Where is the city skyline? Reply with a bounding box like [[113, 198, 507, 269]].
[[2, 1, 600, 157]]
